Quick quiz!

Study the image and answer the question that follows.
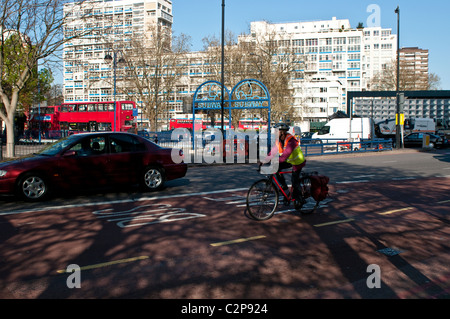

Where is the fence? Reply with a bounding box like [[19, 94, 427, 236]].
[[0, 134, 393, 162]]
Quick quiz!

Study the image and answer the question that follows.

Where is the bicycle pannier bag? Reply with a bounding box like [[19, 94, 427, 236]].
[[309, 175, 330, 202]]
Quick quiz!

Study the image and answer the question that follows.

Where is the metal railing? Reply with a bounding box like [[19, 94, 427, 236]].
[[1, 134, 393, 162]]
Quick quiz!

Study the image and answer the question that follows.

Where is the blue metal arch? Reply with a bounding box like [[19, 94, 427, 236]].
[[231, 78, 270, 102], [192, 80, 231, 106], [230, 79, 271, 143], [191, 79, 272, 151]]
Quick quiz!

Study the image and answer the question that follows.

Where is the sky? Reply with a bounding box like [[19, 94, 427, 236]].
[[172, 0, 450, 90]]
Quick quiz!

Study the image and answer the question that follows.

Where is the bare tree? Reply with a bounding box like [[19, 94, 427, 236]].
[[0, 0, 90, 157], [202, 27, 303, 129], [428, 73, 441, 90], [120, 25, 191, 131], [368, 59, 438, 91], [202, 31, 253, 129], [242, 28, 302, 125], [44, 83, 63, 106]]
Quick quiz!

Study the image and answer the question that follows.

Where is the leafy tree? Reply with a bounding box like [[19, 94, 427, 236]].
[[0, 0, 90, 157]]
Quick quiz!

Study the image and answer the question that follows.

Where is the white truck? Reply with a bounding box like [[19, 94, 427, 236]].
[[312, 117, 374, 141], [375, 117, 435, 138]]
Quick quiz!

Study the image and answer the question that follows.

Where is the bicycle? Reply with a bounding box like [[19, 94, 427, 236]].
[[246, 167, 322, 221]]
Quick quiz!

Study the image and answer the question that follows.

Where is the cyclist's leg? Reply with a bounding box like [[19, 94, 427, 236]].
[[292, 162, 306, 204], [291, 168, 302, 200], [276, 162, 292, 190]]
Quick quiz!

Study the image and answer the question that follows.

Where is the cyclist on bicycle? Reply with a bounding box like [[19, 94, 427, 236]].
[[259, 123, 306, 204]]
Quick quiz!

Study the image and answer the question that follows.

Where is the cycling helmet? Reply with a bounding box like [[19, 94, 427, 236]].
[[275, 123, 290, 131]]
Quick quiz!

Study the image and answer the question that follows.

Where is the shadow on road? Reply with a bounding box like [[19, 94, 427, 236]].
[[0, 152, 449, 299]]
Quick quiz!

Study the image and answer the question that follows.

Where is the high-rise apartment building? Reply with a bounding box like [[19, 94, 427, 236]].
[[241, 18, 398, 123], [63, 0, 173, 103], [399, 47, 429, 90]]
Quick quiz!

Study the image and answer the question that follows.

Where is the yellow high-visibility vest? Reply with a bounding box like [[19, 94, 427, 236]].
[[277, 134, 305, 165]]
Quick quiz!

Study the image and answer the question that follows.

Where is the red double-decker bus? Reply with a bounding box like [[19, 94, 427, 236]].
[[27, 101, 137, 139], [28, 105, 61, 132], [26, 105, 62, 139], [58, 101, 136, 132], [169, 118, 268, 131], [169, 118, 205, 131], [238, 119, 268, 130]]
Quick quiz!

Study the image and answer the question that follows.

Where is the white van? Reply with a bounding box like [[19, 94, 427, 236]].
[[312, 118, 374, 141], [406, 118, 436, 133], [375, 117, 436, 138]]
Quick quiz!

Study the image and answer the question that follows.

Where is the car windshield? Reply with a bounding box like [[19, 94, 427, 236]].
[[38, 135, 79, 156]]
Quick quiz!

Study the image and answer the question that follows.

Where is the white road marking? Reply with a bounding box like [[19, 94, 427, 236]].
[[336, 180, 369, 184], [0, 188, 248, 216]]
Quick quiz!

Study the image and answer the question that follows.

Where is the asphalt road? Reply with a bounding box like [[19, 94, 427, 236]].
[[0, 148, 449, 303]]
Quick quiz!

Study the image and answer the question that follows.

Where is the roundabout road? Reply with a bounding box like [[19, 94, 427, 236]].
[[0, 171, 449, 299]]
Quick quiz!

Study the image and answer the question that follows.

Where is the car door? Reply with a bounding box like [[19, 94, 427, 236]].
[[415, 133, 424, 146], [106, 134, 145, 185], [405, 133, 419, 147], [57, 135, 109, 189]]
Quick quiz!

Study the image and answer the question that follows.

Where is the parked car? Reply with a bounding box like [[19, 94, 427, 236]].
[[403, 132, 447, 149], [132, 129, 158, 143], [301, 132, 315, 139], [300, 132, 322, 145], [0, 132, 187, 201]]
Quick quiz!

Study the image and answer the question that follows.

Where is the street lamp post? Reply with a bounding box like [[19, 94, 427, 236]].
[[220, 0, 225, 134], [395, 6, 402, 149], [38, 70, 41, 144], [105, 52, 125, 132]]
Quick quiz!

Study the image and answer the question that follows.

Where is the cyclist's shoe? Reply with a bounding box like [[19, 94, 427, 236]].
[[294, 197, 306, 211]]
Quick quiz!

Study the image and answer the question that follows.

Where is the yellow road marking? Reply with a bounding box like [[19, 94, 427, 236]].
[[378, 207, 413, 215], [56, 255, 149, 274], [314, 218, 355, 227], [437, 199, 450, 204], [211, 235, 266, 247]]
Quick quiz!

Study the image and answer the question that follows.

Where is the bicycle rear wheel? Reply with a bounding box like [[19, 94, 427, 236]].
[[295, 176, 318, 214], [246, 179, 279, 221]]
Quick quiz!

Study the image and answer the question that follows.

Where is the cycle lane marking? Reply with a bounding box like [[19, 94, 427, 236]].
[[378, 207, 414, 215], [210, 235, 267, 247], [0, 187, 248, 216], [314, 218, 356, 228], [313, 206, 416, 227], [56, 256, 149, 274]]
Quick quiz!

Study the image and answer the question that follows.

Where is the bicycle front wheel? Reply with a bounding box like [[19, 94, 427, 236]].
[[246, 179, 279, 221]]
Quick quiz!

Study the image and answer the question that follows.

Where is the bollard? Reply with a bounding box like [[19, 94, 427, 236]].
[[422, 134, 430, 148]]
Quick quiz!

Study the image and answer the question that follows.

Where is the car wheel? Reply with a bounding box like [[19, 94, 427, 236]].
[[17, 173, 49, 201], [142, 166, 165, 191]]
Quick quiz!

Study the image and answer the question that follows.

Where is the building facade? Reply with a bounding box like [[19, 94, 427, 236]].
[[399, 47, 429, 90], [348, 91, 450, 128], [242, 19, 397, 124], [63, 0, 173, 103], [63, 7, 406, 128]]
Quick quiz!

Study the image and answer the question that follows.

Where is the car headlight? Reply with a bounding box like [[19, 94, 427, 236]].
[[0, 170, 7, 177]]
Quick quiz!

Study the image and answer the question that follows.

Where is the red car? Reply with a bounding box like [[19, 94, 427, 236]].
[[0, 132, 187, 201]]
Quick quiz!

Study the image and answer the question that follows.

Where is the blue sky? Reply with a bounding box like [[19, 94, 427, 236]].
[[172, 0, 450, 90]]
